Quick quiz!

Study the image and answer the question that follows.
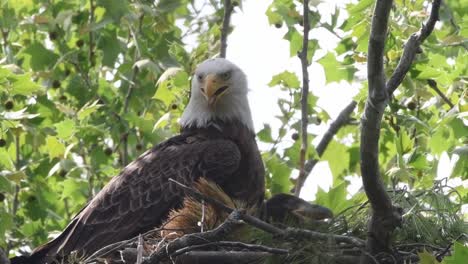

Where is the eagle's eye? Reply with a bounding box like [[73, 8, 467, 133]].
[[220, 71, 231, 80], [197, 74, 203, 82]]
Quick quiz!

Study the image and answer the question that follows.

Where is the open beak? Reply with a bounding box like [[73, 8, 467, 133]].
[[203, 74, 229, 108]]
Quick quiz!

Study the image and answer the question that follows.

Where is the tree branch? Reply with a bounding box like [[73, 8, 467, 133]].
[[7, 131, 21, 254], [386, 0, 442, 95], [294, 101, 357, 196], [220, 0, 233, 58], [171, 241, 288, 258], [361, 0, 441, 262], [295, 0, 311, 197], [427, 79, 455, 108], [174, 251, 271, 264], [88, 0, 95, 66]]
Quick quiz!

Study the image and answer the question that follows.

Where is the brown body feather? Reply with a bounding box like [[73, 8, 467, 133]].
[[13, 121, 264, 264], [160, 178, 256, 239]]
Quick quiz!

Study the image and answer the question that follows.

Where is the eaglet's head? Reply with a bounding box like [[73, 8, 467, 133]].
[[179, 58, 254, 131]]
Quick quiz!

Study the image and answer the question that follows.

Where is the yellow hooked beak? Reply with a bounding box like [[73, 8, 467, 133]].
[[203, 74, 229, 108]]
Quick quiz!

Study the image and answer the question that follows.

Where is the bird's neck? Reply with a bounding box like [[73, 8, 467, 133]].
[[179, 94, 255, 133]]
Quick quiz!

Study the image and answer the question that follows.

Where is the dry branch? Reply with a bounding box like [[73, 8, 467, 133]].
[[295, 100, 357, 196], [175, 250, 271, 264], [171, 241, 288, 257], [361, 0, 441, 262]]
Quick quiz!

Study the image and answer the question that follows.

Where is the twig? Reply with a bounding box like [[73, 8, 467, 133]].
[[175, 251, 271, 264], [171, 241, 288, 257], [436, 234, 468, 261], [136, 234, 143, 264], [285, 228, 365, 246], [427, 79, 455, 108], [7, 131, 21, 254], [88, 0, 95, 66], [295, 0, 311, 197], [294, 101, 357, 195], [220, 0, 233, 58]]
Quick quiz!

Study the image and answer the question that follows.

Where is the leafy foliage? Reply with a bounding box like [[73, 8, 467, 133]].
[[0, 0, 466, 261]]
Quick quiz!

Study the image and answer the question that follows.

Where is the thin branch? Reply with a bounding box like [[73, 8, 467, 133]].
[[220, 0, 233, 58], [171, 241, 288, 257], [285, 227, 365, 246], [7, 131, 21, 254], [427, 79, 455, 108], [294, 100, 357, 196], [175, 251, 271, 264], [295, 0, 311, 197], [88, 0, 95, 66], [386, 0, 442, 95]]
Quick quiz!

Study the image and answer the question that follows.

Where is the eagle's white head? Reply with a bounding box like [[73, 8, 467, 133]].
[[179, 58, 254, 132]]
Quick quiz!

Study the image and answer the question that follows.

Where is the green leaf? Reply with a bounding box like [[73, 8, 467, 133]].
[[77, 100, 101, 120], [61, 178, 87, 200], [0, 208, 13, 243], [7, 72, 43, 96], [286, 29, 302, 57], [97, 0, 129, 21], [45, 136, 65, 159], [442, 242, 468, 264], [266, 154, 292, 194], [98, 30, 121, 67], [257, 124, 274, 143], [318, 52, 356, 83], [268, 71, 300, 89], [21, 42, 59, 71], [348, 0, 373, 15], [0, 174, 13, 193], [315, 182, 351, 213], [396, 130, 413, 155], [322, 140, 349, 178], [55, 119, 75, 140], [428, 127, 452, 155], [418, 251, 440, 264]]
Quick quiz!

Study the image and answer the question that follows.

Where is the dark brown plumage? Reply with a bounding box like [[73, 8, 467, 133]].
[[12, 58, 265, 264]]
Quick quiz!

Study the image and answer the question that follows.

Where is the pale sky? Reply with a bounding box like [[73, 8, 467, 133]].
[[228, 0, 359, 200]]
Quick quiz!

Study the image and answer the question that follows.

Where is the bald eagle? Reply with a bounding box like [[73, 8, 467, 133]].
[[14, 58, 265, 264]]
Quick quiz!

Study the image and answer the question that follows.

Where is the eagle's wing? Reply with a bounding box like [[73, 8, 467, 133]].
[[32, 135, 241, 261]]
